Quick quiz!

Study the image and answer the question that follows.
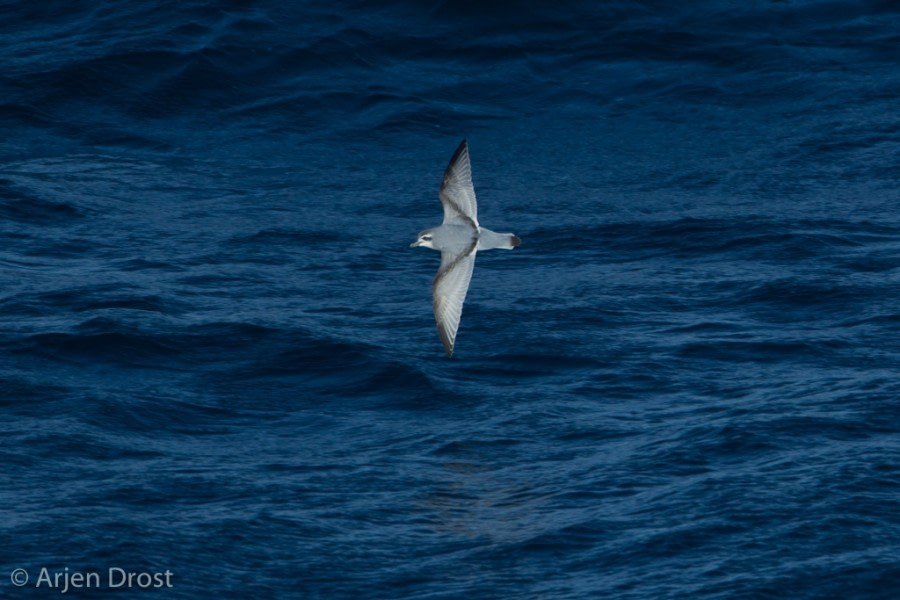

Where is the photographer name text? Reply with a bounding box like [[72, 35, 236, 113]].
[[10, 567, 173, 593]]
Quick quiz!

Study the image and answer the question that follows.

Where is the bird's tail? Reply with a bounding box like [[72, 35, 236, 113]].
[[502, 234, 521, 249], [477, 229, 522, 250]]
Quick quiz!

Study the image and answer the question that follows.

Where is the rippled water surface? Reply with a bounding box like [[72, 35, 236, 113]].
[[2, 1, 899, 598]]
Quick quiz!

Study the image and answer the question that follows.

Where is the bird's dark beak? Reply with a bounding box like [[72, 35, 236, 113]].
[[409, 240, 420, 248]]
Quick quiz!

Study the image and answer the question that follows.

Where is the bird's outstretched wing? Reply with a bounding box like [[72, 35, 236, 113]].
[[439, 139, 479, 228], [432, 243, 477, 356]]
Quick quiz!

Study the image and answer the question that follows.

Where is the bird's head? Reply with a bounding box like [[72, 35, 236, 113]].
[[409, 229, 435, 249]]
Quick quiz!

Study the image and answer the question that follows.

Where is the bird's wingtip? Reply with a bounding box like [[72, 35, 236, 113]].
[[448, 138, 468, 166]]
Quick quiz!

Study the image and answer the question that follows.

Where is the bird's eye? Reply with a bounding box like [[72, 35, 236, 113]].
[[423, 236, 432, 241]]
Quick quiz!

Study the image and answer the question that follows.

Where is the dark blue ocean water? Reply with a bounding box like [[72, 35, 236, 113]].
[[2, 1, 899, 598]]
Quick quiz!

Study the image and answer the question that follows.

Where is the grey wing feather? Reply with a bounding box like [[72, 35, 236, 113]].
[[439, 139, 479, 227], [432, 246, 477, 356]]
